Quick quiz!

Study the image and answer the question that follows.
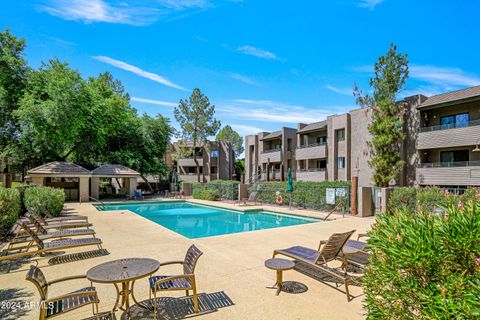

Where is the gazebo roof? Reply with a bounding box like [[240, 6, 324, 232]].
[[91, 164, 140, 177], [28, 161, 91, 176]]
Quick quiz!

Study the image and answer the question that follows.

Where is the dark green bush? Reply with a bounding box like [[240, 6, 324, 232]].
[[24, 187, 65, 217], [192, 189, 219, 201], [0, 187, 21, 237], [251, 181, 350, 211], [388, 187, 417, 214], [364, 202, 480, 319], [191, 180, 239, 200]]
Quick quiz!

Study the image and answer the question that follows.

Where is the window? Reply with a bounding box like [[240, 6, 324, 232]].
[[274, 163, 281, 170], [316, 160, 327, 169], [336, 129, 345, 141], [338, 157, 345, 169], [440, 150, 469, 164], [211, 166, 218, 174], [316, 136, 327, 144], [440, 113, 469, 129]]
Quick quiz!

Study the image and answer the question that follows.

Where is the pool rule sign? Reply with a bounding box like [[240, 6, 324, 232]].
[[326, 188, 336, 205]]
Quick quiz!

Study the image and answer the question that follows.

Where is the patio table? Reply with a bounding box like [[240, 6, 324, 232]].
[[265, 258, 295, 295], [87, 258, 160, 318]]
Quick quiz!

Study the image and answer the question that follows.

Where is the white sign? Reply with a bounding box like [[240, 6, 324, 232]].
[[326, 188, 336, 204], [336, 188, 346, 197]]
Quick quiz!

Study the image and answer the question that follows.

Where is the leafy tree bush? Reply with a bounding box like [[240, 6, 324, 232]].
[[389, 187, 447, 214], [191, 180, 240, 200], [252, 181, 350, 211], [387, 187, 416, 214], [24, 187, 65, 217], [415, 188, 446, 213], [192, 189, 219, 201], [364, 202, 480, 319], [0, 187, 20, 237]]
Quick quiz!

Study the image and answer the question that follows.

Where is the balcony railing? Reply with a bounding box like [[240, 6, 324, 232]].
[[297, 168, 326, 172], [419, 119, 480, 133], [297, 142, 326, 149], [262, 147, 282, 154], [417, 160, 480, 168]]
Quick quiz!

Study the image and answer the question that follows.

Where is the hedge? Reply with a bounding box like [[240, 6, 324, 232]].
[[0, 187, 21, 237], [24, 187, 65, 217], [388, 187, 448, 214], [251, 181, 350, 211], [364, 201, 480, 319], [192, 189, 219, 201], [191, 180, 240, 200]]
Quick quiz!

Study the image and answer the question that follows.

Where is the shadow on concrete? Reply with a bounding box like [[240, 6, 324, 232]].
[[48, 249, 110, 265], [0, 287, 34, 320]]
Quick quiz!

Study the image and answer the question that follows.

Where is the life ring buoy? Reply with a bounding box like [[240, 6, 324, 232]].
[[276, 195, 283, 205]]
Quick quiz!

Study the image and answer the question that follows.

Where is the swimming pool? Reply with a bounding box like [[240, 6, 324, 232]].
[[96, 201, 319, 239]]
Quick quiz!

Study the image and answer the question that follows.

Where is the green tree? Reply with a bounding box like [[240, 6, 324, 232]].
[[14, 59, 94, 164], [216, 125, 244, 158], [174, 88, 221, 182], [354, 44, 409, 187], [234, 159, 245, 181]]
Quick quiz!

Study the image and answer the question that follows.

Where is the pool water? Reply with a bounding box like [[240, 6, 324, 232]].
[[96, 201, 318, 239]]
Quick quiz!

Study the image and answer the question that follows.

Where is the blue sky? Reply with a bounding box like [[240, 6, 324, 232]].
[[2, 0, 480, 140]]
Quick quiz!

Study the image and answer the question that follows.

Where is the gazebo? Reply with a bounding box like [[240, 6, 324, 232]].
[[90, 164, 141, 200], [27, 161, 91, 202]]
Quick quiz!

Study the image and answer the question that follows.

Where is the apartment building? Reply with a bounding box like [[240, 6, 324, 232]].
[[416, 86, 480, 187], [172, 141, 235, 182], [245, 127, 297, 183]]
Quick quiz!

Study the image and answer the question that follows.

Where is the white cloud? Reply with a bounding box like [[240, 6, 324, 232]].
[[131, 97, 177, 107], [218, 99, 353, 124], [230, 124, 267, 136], [229, 73, 260, 86], [237, 45, 278, 60], [38, 0, 213, 25], [358, 0, 384, 10], [93, 56, 188, 91], [410, 65, 480, 87], [325, 84, 353, 96]]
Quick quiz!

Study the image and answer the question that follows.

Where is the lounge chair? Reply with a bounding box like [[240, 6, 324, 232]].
[[26, 265, 100, 320], [338, 234, 369, 270], [6, 220, 96, 252], [273, 230, 361, 301], [29, 207, 89, 222], [148, 244, 203, 319], [27, 214, 92, 230], [0, 222, 102, 262], [235, 191, 258, 206]]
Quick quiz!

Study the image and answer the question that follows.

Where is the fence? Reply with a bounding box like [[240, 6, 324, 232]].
[[191, 182, 239, 201], [250, 184, 350, 212]]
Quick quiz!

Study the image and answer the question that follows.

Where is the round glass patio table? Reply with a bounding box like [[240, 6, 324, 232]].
[[87, 258, 160, 317]]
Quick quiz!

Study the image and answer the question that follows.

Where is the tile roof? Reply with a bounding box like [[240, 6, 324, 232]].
[[260, 130, 282, 140], [91, 164, 140, 176], [28, 161, 90, 175], [418, 85, 480, 109], [297, 120, 327, 133]]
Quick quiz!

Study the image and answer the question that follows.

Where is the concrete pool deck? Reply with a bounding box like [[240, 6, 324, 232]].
[[0, 200, 374, 320]]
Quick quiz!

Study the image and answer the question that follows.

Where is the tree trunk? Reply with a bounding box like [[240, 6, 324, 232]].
[[140, 174, 155, 193], [193, 151, 201, 183]]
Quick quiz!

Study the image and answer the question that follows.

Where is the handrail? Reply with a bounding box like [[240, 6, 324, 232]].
[[261, 148, 282, 154], [417, 160, 480, 168], [418, 119, 480, 132], [88, 196, 106, 206], [297, 142, 327, 149], [323, 202, 344, 221]]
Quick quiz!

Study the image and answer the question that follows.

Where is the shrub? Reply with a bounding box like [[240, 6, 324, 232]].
[[24, 187, 65, 217], [251, 181, 350, 211], [388, 187, 416, 214], [192, 189, 219, 201], [191, 180, 240, 200], [0, 187, 21, 237], [415, 187, 446, 213], [364, 203, 480, 319]]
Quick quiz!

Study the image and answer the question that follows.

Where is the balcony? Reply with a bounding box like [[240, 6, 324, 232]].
[[260, 148, 282, 163], [177, 157, 203, 167], [296, 168, 326, 182], [296, 142, 326, 160], [417, 119, 480, 149], [416, 160, 480, 186]]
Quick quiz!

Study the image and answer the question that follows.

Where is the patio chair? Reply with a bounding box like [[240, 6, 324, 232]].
[[235, 191, 258, 206], [148, 244, 203, 319], [6, 220, 96, 252], [0, 222, 102, 262], [26, 265, 100, 320], [338, 234, 370, 270], [273, 230, 360, 301]]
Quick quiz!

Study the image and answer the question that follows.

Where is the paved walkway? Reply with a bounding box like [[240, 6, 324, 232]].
[[0, 200, 374, 320]]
